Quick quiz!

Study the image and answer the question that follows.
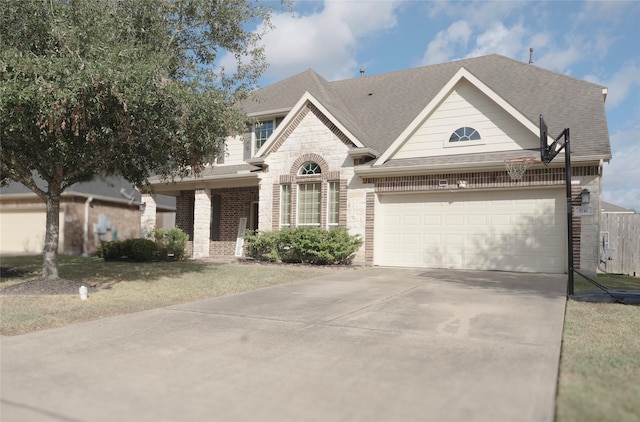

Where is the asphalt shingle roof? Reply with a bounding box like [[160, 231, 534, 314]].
[[242, 54, 611, 159], [1, 176, 176, 209]]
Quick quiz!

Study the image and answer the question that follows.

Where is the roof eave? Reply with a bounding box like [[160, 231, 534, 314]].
[[148, 172, 259, 195], [355, 155, 609, 177], [347, 147, 379, 159]]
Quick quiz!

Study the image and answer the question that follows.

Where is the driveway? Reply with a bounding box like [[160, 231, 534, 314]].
[[1, 267, 567, 422]]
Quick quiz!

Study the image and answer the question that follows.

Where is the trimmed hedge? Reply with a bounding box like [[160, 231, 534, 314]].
[[97, 228, 188, 262], [245, 226, 362, 265], [98, 238, 158, 262]]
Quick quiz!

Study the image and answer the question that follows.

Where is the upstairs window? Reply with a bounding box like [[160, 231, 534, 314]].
[[449, 127, 481, 143], [254, 120, 274, 151]]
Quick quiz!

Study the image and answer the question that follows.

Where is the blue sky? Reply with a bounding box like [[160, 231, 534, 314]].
[[224, 0, 640, 210]]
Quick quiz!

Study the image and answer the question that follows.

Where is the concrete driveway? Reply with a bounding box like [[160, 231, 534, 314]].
[[1, 267, 567, 422]]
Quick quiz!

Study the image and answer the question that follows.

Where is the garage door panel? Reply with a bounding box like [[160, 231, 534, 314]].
[[443, 254, 462, 268], [403, 215, 421, 225], [375, 189, 566, 273], [467, 215, 487, 226], [445, 214, 464, 225], [464, 254, 487, 268], [467, 234, 487, 248]]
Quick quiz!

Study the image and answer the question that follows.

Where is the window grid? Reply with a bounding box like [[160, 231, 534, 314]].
[[298, 162, 322, 175], [449, 127, 481, 142], [327, 181, 339, 226], [297, 183, 321, 226], [254, 120, 274, 151], [280, 184, 291, 226]]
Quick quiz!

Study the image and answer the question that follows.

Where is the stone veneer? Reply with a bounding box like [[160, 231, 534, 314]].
[[259, 102, 373, 264]]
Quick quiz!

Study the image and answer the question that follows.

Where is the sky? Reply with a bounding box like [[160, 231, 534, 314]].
[[221, 0, 640, 211]]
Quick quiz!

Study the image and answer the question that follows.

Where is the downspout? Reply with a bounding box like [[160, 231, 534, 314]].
[[83, 196, 93, 257]]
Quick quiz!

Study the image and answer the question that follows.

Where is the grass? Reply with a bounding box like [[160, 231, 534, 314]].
[[0, 255, 332, 336], [574, 272, 640, 292], [556, 300, 640, 422], [559, 272, 639, 422]]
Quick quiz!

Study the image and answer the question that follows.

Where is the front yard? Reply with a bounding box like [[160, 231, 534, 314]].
[[1, 255, 638, 421]]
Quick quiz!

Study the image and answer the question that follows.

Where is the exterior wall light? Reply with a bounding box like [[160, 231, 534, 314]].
[[581, 188, 591, 205]]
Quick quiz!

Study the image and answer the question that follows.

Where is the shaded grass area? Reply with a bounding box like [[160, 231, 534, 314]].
[[0, 255, 332, 336], [556, 301, 640, 422], [0, 254, 212, 289], [574, 272, 639, 292]]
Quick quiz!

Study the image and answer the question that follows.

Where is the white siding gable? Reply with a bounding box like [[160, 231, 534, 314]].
[[219, 135, 246, 165], [392, 80, 539, 160]]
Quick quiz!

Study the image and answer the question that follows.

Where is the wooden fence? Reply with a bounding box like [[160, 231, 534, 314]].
[[600, 213, 640, 277]]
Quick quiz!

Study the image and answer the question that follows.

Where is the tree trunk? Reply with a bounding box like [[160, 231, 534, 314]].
[[42, 192, 61, 280]]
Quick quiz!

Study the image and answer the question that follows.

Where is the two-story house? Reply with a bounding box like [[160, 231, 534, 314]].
[[141, 54, 611, 273]]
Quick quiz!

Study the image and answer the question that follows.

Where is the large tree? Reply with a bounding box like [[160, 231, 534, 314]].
[[1, 0, 283, 280]]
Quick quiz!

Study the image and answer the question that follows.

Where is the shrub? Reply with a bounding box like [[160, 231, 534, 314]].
[[244, 229, 283, 262], [98, 241, 123, 261], [98, 238, 159, 262], [245, 226, 362, 265], [127, 238, 158, 261], [148, 227, 189, 260]]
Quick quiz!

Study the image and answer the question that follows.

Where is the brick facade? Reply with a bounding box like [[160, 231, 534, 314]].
[[208, 186, 259, 256]]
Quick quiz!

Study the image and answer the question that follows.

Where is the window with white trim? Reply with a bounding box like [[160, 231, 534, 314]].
[[327, 181, 339, 226], [449, 127, 481, 142], [298, 161, 321, 175], [297, 183, 321, 226], [254, 120, 274, 152], [280, 184, 291, 226]]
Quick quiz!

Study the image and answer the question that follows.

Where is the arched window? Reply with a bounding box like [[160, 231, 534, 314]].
[[449, 127, 481, 142], [298, 162, 322, 175]]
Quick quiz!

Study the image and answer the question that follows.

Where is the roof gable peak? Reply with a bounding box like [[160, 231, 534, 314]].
[[374, 66, 543, 165]]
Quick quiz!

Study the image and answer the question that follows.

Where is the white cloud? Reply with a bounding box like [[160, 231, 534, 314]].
[[220, 0, 403, 83], [420, 20, 472, 65], [466, 22, 527, 59], [534, 45, 584, 74], [602, 120, 640, 211], [601, 63, 640, 110]]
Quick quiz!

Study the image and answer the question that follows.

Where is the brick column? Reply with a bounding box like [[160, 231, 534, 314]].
[[365, 192, 375, 264], [140, 193, 157, 238], [192, 188, 211, 258]]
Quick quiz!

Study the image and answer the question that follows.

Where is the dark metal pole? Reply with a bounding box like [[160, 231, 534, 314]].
[[564, 129, 574, 297]]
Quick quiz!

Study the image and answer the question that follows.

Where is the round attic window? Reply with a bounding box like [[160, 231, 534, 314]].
[[449, 127, 481, 142], [298, 162, 321, 175]]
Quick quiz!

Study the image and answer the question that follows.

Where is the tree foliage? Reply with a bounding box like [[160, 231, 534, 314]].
[[0, 0, 284, 279]]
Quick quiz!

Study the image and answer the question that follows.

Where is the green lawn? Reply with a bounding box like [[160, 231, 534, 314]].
[[573, 271, 640, 292]]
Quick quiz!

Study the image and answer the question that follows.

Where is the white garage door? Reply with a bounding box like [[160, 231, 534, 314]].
[[374, 188, 566, 273], [0, 210, 47, 254]]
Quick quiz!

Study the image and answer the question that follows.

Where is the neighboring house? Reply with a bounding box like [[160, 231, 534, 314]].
[[142, 54, 611, 273], [0, 176, 176, 256], [601, 201, 635, 214]]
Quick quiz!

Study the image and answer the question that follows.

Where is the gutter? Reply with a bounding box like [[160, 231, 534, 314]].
[[83, 197, 93, 257], [355, 155, 611, 177]]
